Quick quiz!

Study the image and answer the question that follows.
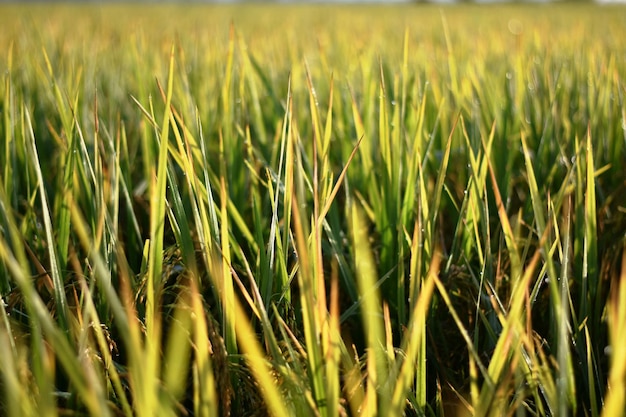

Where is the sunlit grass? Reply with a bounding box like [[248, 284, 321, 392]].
[[0, 3, 625, 416]]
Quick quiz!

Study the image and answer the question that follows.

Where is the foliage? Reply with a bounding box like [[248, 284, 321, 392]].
[[0, 3, 625, 416]]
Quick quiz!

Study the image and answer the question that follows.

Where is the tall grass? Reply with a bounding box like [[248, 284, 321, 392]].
[[1, 3, 625, 416]]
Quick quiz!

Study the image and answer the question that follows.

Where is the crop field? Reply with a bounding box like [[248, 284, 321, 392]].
[[1, 3, 626, 416]]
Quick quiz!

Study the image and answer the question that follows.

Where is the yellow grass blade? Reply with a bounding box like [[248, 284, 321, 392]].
[[601, 247, 626, 417]]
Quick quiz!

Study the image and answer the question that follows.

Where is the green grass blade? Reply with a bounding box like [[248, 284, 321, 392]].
[[219, 143, 238, 357], [24, 107, 69, 332], [291, 187, 327, 416], [350, 200, 386, 416], [558, 195, 576, 416], [389, 251, 440, 415], [584, 127, 599, 330], [143, 44, 176, 417]]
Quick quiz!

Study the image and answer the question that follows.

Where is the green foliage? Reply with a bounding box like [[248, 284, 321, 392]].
[[0, 3, 625, 416]]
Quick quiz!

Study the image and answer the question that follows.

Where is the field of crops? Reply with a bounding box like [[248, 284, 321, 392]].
[[1, 3, 625, 416]]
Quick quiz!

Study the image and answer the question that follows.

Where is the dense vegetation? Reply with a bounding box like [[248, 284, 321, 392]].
[[0, 4, 625, 416]]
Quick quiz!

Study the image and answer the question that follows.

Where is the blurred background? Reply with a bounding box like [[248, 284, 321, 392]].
[[3, 0, 626, 4]]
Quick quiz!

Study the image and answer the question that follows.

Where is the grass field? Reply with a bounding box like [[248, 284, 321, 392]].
[[1, 3, 625, 416]]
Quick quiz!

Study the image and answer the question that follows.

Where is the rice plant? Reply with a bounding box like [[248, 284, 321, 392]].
[[0, 3, 625, 416]]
